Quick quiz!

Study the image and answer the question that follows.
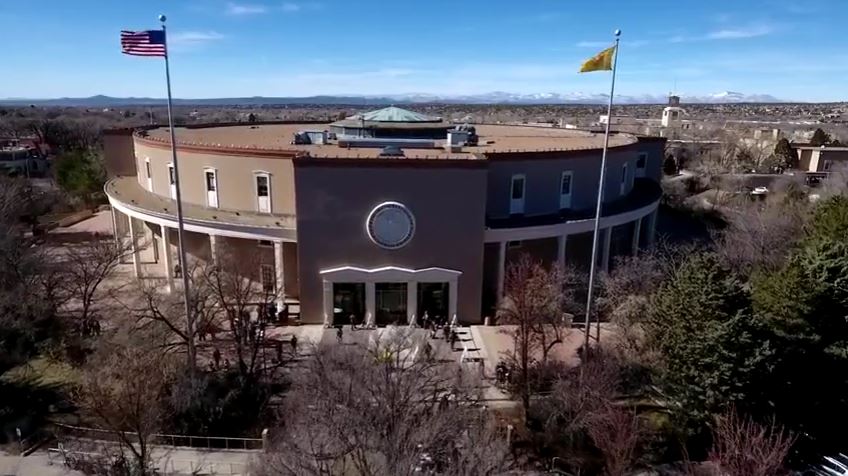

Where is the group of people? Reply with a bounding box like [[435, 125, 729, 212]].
[[421, 312, 461, 350]]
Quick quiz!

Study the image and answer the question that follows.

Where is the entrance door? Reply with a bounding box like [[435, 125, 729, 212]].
[[333, 283, 365, 326], [417, 282, 449, 325], [375, 282, 407, 326], [205, 169, 219, 208], [256, 174, 271, 213]]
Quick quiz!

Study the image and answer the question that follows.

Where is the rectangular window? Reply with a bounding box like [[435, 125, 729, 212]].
[[255, 173, 271, 213], [145, 160, 151, 178], [636, 152, 647, 178], [204, 169, 219, 208], [559, 171, 573, 209], [205, 171, 216, 191], [258, 240, 274, 248], [260, 264, 276, 293], [256, 175, 269, 197], [511, 176, 525, 199], [167, 164, 176, 199], [509, 174, 525, 214], [620, 163, 629, 195]]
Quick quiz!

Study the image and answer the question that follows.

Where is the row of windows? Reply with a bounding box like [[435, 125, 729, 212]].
[[508, 153, 648, 215], [144, 158, 273, 213]]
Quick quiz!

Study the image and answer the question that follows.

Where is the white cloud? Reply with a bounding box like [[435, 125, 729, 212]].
[[576, 41, 611, 48], [226, 2, 267, 15], [282, 3, 301, 12], [706, 23, 774, 39], [169, 31, 225, 47]]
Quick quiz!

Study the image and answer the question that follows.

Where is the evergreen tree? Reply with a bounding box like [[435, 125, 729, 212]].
[[773, 138, 798, 169], [646, 254, 771, 431], [810, 128, 831, 146]]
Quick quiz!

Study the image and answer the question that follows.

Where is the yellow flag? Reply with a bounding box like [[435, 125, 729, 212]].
[[579, 46, 616, 73]]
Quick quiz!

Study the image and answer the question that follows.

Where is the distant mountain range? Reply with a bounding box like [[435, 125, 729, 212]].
[[0, 91, 786, 107]]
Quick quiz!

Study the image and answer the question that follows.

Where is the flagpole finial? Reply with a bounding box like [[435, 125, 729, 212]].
[[159, 14, 167, 23], [614, 29, 621, 37]]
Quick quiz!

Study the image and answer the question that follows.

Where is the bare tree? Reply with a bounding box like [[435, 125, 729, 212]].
[[133, 264, 216, 370], [255, 331, 510, 476], [71, 339, 177, 475], [715, 198, 808, 277], [199, 251, 279, 382], [60, 235, 134, 332], [587, 406, 644, 476], [497, 255, 569, 414], [707, 411, 795, 476]]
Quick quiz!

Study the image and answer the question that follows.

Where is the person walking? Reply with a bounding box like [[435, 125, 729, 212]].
[[212, 348, 221, 369], [290, 334, 298, 354], [336, 326, 344, 344]]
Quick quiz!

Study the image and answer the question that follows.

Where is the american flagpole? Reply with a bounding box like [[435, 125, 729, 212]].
[[583, 29, 621, 354], [159, 15, 196, 368]]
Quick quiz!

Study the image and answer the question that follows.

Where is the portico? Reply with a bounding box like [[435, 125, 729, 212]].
[[319, 266, 461, 327]]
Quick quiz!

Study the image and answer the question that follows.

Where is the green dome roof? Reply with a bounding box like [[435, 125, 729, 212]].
[[352, 106, 441, 123]]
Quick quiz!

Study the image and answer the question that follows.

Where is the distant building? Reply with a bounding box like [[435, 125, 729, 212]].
[[793, 144, 848, 172], [661, 106, 686, 128]]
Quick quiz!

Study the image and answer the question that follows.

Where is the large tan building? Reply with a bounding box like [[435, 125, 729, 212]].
[[104, 107, 664, 325]]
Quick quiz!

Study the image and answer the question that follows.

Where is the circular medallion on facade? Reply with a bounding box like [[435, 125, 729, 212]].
[[366, 201, 415, 249]]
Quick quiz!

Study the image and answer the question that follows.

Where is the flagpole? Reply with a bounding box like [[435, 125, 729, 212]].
[[583, 29, 621, 354], [159, 14, 196, 370]]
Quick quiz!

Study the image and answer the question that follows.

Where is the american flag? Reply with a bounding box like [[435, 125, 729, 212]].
[[120, 30, 167, 57]]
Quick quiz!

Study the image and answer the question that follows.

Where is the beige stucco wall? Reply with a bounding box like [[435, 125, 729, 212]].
[[134, 140, 297, 216], [294, 161, 488, 324]]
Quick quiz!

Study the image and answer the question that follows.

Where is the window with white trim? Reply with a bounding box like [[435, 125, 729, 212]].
[[204, 168, 219, 208], [559, 171, 573, 209], [167, 164, 176, 199], [255, 172, 271, 213], [144, 158, 152, 191]]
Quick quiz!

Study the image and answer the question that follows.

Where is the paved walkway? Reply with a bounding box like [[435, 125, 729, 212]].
[[1, 445, 257, 476]]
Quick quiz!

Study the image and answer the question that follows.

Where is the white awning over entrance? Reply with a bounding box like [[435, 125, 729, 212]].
[[319, 266, 461, 327]]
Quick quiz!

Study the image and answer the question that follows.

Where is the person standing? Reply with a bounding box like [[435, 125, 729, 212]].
[[212, 348, 221, 369], [336, 326, 343, 344]]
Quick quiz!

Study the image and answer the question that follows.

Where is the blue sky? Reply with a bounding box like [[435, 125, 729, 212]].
[[1, 0, 846, 101]]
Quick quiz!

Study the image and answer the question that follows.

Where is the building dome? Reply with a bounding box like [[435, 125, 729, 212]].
[[330, 106, 450, 140], [351, 106, 441, 123]]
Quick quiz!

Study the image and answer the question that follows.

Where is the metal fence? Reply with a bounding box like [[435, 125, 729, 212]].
[[52, 423, 264, 451], [47, 448, 250, 476]]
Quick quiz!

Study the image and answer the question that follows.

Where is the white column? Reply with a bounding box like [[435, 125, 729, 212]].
[[209, 234, 219, 265], [365, 282, 376, 327], [449, 278, 458, 323], [496, 241, 507, 301], [631, 217, 642, 256], [601, 228, 612, 272], [407, 281, 417, 325], [647, 209, 658, 246], [274, 241, 285, 308], [557, 235, 567, 270], [128, 217, 141, 278], [110, 206, 119, 244], [322, 280, 333, 327], [160, 224, 174, 292]]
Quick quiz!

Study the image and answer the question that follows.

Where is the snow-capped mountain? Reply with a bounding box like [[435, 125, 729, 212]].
[[380, 91, 784, 104]]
